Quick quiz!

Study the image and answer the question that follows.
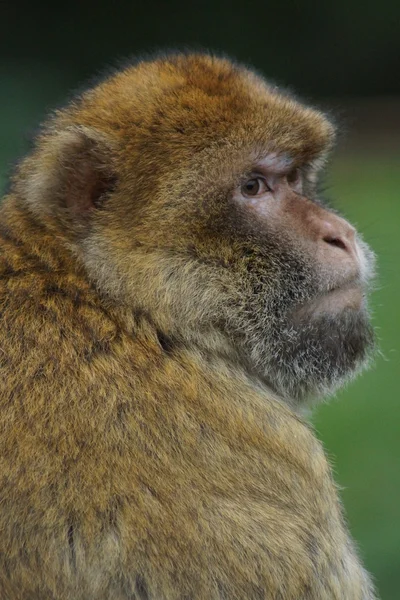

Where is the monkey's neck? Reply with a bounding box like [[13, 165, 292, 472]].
[[0, 197, 299, 412]]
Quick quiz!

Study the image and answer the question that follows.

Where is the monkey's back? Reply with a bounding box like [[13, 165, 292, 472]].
[[0, 200, 374, 599]]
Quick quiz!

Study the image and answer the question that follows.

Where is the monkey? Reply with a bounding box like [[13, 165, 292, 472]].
[[0, 52, 377, 599]]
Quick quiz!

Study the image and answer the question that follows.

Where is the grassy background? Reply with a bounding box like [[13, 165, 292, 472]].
[[0, 82, 399, 598], [314, 155, 400, 599]]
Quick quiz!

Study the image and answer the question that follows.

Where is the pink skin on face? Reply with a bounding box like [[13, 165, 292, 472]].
[[233, 152, 372, 318]]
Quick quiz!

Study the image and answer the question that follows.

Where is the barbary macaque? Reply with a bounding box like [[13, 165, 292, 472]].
[[0, 52, 377, 599]]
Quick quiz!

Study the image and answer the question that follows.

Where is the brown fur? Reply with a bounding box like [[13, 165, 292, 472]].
[[0, 53, 376, 598]]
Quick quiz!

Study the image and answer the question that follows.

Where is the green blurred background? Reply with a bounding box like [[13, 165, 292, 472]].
[[1, 1, 399, 597]]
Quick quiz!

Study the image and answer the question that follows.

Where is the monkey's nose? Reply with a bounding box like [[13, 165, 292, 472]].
[[320, 218, 356, 255]]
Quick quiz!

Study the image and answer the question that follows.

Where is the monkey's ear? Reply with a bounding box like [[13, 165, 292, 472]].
[[21, 125, 117, 220]]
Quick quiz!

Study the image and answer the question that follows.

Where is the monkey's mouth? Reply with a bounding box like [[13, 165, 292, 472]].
[[293, 278, 366, 321], [325, 272, 363, 292], [320, 283, 364, 310]]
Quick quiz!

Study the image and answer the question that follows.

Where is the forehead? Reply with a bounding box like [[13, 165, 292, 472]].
[[78, 54, 335, 166]]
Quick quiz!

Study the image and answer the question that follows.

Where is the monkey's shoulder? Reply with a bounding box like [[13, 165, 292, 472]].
[[0, 266, 372, 597]]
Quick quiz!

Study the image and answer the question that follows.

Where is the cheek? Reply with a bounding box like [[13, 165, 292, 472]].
[[232, 193, 274, 220], [231, 192, 373, 302], [245, 198, 272, 218], [232, 189, 313, 238]]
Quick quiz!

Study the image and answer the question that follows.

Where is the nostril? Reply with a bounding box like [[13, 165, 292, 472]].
[[323, 235, 348, 251]]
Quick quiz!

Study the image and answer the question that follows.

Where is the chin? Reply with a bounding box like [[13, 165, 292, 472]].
[[260, 302, 375, 406]]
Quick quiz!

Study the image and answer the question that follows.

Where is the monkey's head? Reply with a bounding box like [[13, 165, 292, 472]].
[[16, 52, 376, 405]]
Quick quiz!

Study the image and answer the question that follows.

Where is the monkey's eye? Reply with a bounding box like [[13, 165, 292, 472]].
[[241, 177, 270, 197]]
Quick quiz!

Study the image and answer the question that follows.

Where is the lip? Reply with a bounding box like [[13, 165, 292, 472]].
[[293, 280, 365, 321], [322, 274, 363, 295]]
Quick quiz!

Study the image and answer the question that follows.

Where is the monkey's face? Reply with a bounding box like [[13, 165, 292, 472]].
[[31, 54, 375, 405], [225, 151, 375, 404], [115, 80, 375, 405], [150, 136, 375, 405], [230, 152, 374, 317]]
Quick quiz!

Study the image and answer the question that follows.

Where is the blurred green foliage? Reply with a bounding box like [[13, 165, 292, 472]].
[[314, 156, 400, 600], [0, 68, 399, 599]]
